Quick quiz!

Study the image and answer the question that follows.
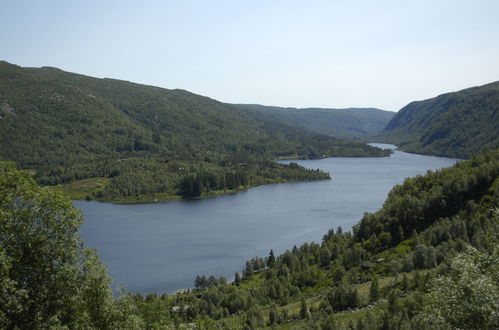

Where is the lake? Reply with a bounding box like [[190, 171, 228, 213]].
[[76, 144, 458, 293]]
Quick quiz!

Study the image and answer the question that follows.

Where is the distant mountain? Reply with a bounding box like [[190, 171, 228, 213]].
[[233, 104, 394, 138], [381, 81, 499, 158], [0, 61, 389, 201]]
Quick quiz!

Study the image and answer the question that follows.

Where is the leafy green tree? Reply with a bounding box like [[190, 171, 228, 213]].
[[377, 232, 392, 248], [417, 246, 499, 329], [0, 162, 118, 329], [327, 283, 359, 311]]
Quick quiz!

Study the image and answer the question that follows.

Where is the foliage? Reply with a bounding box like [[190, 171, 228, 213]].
[[234, 104, 395, 139], [416, 246, 499, 329], [0, 162, 139, 328], [381, 80, 499, 158], [353, 149, 499, 250]]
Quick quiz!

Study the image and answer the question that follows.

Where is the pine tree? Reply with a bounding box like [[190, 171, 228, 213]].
[[234, 272, 241, 286], [267, 249, 276, 268]]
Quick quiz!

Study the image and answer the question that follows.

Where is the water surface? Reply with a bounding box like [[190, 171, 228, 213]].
[[77, 144, 457, 293]]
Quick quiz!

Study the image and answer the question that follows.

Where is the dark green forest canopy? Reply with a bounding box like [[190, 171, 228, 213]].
[[0, 61, 390, 201], [379, 80, 499, 158]]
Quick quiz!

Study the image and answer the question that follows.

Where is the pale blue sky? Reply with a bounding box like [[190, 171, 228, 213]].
[[1, 0, 499, 111]]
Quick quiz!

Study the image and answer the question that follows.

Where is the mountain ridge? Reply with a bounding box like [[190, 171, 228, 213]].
[[233, 103, 394, 138], [380, 80, 499, 158]]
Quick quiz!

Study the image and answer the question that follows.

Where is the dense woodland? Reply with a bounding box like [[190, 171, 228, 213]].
[[1, 148, 498, 329], [379, 81, 499, 159], [233, 104, 394, 139], [0, 61, 390, 201]]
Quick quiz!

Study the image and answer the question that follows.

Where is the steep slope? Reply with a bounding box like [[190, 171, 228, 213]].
[[0, 62, 274, 167], [381, 81, 499, 158], [234, 104, 395, 138], [0, 61, 389, 201]]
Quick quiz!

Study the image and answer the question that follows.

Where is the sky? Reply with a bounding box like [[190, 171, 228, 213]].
[[1, 0, 499, 111]]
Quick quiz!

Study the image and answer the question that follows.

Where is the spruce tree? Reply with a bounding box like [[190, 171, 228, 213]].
[[267, 249, 276, 268]]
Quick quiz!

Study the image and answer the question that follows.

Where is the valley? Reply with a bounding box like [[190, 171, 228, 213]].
[[1, 63, 498, 329]]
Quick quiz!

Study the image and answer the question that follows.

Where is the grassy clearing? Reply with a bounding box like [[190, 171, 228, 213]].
[[376, 239, 413, 260], [57, 177, 109, 199]]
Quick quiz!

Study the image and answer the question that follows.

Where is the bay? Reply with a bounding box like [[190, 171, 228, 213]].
[[76, 144, 458, 293]]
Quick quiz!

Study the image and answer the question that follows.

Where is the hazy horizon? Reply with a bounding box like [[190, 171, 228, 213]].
[[2, 0, 498, 111]]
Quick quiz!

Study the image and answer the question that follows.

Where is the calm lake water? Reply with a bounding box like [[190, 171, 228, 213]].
[[76, 144, 458, 293]]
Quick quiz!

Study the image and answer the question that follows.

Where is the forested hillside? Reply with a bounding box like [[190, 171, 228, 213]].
[[380, 81, 499, 158], [2, 148, 497, 329], [234, 104, 394, 138], [0, 61, 389, 201]]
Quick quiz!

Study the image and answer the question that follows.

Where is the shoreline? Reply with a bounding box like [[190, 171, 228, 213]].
[[69, 176, 332, 204], [61, 145, 394, 204]]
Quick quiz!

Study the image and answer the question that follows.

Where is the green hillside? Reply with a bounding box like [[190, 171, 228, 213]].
[[381, 81, 499, 158], [2, 148, 497, 328], [0, 61, 389, 201], [234, 104, 395, 138]]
